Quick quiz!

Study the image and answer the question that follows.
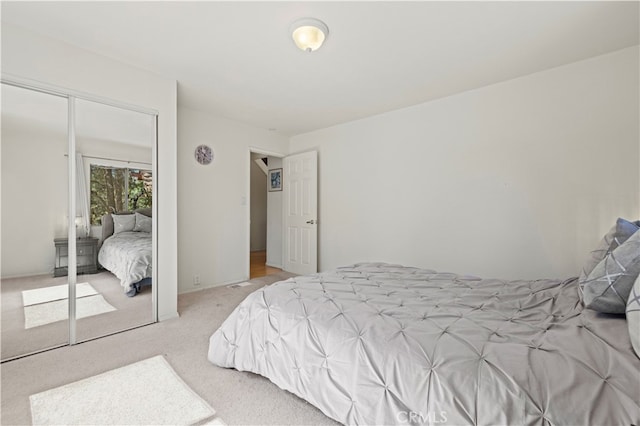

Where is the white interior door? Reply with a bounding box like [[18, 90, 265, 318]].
[[283, 151, 317, 275]]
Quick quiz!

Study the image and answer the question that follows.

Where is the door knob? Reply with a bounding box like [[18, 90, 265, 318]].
[[306, 219, 317, 225]]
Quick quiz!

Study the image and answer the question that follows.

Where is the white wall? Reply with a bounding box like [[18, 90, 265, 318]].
[[1, 113, 68, 277], [250, 160, 267, 251], [1, 23, 179, 320], [78, 138, 152, 166], [266, 156, 283, 268], [0, 117, 152, 278], [177, 106, 288, 293], [290, 46, 640, 280]]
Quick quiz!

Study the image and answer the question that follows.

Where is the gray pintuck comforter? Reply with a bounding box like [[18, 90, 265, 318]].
[[208, 263, 640, 425], [98, 231, 152, 294]]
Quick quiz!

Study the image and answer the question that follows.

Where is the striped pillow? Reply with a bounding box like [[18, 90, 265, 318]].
[[582, 230, 640, 313], [579, 218, 640, 303], [626, 275, 640, 358]]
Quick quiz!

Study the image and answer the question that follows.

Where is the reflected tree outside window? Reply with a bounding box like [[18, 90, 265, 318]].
[[90, 165, 152, 224]]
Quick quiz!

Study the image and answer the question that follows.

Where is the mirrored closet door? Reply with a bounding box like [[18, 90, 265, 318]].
[[1, 83, 71, 360], [1, 81, 157, 362], [74, 98, 155, 342]]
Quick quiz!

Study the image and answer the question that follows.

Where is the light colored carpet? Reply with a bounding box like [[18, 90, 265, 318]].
[[22, 282, 98, 306], [2, 271, 153, 360], [29, 355, 219, 426], [24, 294, 116, 329], [226, 282, 253, 288], [1, 271, 339, 425]]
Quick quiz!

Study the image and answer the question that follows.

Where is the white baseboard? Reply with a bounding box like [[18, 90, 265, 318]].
[[265, 262, 283, 269], [158, 311, 179, 321], [178, 277, 249, 295], [1, 270, 54, 280]]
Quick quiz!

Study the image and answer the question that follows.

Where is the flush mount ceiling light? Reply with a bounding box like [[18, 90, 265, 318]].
[[290, 18, 329, 52]]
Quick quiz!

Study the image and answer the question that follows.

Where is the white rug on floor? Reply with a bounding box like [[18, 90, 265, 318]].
[[30, 356, 220, 426], [22, 282, 98, 306], [24, 294, 116, 329]]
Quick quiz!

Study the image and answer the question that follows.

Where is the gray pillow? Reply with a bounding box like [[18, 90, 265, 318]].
[[626, 275, 640, 358], [583, 230, 640, 313], [608, 218, 640, 253], [112, 213, 136, 234], [579, 223, 617, 282], [133, 212, 152, 233], [579, 218, 640, 301]]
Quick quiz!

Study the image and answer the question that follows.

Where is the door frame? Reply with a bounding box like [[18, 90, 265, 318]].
[[246, 147, 285, 280]]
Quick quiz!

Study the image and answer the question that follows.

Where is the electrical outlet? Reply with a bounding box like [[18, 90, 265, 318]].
[[193, 274, 201, 285]]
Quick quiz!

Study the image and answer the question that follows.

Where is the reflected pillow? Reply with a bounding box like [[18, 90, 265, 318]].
[[579, 218, 640, 300], [582, 231, 640, 314], [579, 223, 617, 283], [133, 212, 152, 233], [112, 213, 136, 234], [608, 218, 640, 252], [626, 275, 640, 358]]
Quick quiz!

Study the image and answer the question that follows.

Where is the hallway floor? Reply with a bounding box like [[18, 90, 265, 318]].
[[250, 250, 282, 279]]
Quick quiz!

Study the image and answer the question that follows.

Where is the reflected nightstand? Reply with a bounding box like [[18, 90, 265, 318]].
[[53, 237, 99, 277]]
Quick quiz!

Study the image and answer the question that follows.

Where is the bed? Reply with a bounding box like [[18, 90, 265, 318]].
[[208, 220, 640, 425], [98, 209, 152, 297]]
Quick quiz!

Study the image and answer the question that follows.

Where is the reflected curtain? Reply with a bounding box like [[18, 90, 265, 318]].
[[76, 153, 91, 238]]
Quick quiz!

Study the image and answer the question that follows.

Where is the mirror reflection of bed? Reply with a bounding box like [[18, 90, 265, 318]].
[[0, 85, 155, 361], [98, 209, 152, 297]]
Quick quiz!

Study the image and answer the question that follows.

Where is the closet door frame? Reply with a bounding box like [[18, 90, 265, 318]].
[[68, 96, 78, 343], [1, 74, 159, 347]]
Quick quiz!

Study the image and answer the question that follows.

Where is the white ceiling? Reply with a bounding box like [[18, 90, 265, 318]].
[[2, 1, 638, 136]]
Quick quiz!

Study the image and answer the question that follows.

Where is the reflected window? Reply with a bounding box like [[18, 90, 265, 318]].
[[90, 164, 152, 224]]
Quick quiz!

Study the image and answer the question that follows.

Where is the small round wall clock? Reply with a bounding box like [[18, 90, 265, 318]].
[[195, 144, 213, 165]]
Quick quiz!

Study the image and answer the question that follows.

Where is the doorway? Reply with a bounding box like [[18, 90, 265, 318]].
[[249, 150, 283, 279]]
